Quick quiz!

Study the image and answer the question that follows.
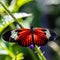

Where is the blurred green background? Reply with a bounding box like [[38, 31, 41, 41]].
[[0, 0, 60, 60]]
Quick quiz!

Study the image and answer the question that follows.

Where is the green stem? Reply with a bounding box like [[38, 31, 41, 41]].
[[35, 45, 46, 60], [0, 1, 23, 28]]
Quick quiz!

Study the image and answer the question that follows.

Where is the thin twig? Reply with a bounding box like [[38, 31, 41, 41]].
[[35, 45, 46, 60], [0, 1, 23, 28]]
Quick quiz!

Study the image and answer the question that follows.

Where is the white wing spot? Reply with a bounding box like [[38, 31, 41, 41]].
[[10, 30, 18, 40], [45, 29, 51, 39]]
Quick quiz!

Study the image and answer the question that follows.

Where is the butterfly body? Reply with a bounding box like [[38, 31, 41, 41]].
[[2, 27, 57, 47]]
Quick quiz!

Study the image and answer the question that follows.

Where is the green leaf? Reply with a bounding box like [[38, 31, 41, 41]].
[[0, 50, 8, 55], [8, 0, 32, 12], [0, 42, 15, 58], [17, 0, 32, 7], [0, 0, 7, 12], [16, 53, 24, 60], [0, 13, 32, 33]]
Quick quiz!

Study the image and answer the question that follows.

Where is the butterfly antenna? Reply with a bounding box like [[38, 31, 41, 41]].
[[30, 25, 35, 46]]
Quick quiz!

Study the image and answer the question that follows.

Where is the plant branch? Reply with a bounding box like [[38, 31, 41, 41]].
[[35, 45, 46, 60], [0, 1, 23, 28]]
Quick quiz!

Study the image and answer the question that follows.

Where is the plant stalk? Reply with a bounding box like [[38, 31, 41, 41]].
[[0, 1, 23, 28], [35, 45, 46, 60]]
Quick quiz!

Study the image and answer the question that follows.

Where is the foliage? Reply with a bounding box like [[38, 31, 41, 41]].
[[0, 0, 44, 60], [0, 0, 60, 60]]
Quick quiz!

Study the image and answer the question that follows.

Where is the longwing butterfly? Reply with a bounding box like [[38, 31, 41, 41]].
[[2, 26, 57, 47]]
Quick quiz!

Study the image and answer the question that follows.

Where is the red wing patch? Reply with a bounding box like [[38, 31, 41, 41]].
[[2, 28, 56, 47]]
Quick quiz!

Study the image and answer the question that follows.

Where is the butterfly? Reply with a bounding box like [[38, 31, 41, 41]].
[[2, 26, 57, 47]]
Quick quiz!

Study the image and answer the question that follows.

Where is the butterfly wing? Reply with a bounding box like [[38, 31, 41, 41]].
[[34, 28, 48, 46], [49, 30, 57, 41], [16, 29, 32, 46], [2, 28, 32, 46], [2, 28, 57, 47], [34, 28, 57, 46], [2, 30, 16, 42]]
